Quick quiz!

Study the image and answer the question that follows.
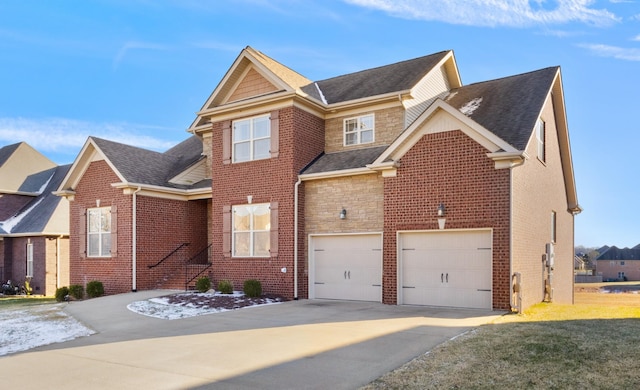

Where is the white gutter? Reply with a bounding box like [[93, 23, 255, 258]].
[[293, 178, 302, 300], [132, 186, 141, 292]]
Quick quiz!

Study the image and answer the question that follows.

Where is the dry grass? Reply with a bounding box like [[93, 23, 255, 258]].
[[362, 283, 640, 389]]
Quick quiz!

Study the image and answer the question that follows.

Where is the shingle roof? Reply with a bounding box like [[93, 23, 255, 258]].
[[18, 167, 56, 193], [0, 143, 20, 167], [302, 146, 388, 175], [596, 246, 640, 261], [301, 51, 450, 104], [92, 136, 204, 189], [2, 165, 70, 235], [445, 66, 558, 150]]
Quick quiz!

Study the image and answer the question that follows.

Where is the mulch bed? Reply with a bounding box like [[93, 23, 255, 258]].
[[163, 292, 287, 310]]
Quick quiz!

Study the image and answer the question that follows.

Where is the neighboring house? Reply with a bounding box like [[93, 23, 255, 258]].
[[596, 246, 640, 281], [0, 142, 70, 295], [56, 136, 212, 294], [58, 47, 580, 312]]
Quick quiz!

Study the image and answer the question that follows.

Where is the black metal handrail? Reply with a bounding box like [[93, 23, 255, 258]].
[[148, 243, 190, 269], [184, 244, 213, 290]]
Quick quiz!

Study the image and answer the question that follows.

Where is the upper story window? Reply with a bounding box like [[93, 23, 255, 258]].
[[232, 203, 270, 257], [344, 114, 374, 146], [536, 118, 545, 162], [233, 115, 271, 162], [87, 207, 111, 257], [551, 211, 556, 243]]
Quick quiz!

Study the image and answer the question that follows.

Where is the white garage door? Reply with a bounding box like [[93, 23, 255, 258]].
[[399, 230, 492, 309], [310, 234, 382, 302]]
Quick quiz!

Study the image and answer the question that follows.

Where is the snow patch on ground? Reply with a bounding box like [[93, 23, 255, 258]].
[[0, 303, 94, 356], [127, 291, 283, 320]]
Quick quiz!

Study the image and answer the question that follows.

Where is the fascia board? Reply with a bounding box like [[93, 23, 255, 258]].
[[112, 182, 212, 201], [325, 90, 411, 112], [56, 138, 129, 193], [370, 99, 516, 167], [298, 167, 374, 182]]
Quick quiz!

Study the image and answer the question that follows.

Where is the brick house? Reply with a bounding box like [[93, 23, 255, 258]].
[[0, 142, 70, 295], [58, 47, 580, 311], [596, 246, 640, 281]]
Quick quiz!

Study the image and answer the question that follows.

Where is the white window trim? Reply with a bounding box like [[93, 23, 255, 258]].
[[343, 114, 375, 146], [536, 118, 545, 162], [232, 114, 271, 163], [26, 242, 34, 278], [232, 203, 270, 258], [87, 206, 111, 258]]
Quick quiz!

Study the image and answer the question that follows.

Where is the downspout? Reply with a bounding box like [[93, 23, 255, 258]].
[[293, 177, 302, 300], [132, 186, 141, 292]]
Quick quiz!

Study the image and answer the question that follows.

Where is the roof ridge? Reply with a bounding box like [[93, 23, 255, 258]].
[[461, 66, 559, 88], [312, 50, 451, 84]]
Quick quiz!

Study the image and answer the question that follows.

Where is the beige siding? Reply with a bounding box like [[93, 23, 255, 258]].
[[512, 95, 574, 309], [324, 107, 404, 153], [227, 67, 278, 103], [404, 65, 451, 128], [305, 174, 384, 234]]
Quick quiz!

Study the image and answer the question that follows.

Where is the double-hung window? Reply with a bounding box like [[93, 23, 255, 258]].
[[87, 207, 111, 257], [26, 242, 34, 277], [233, 115, 271, 162], [232, 203, 270, 257], [536, 118, 545, 162], [344, 114, 374, 146]]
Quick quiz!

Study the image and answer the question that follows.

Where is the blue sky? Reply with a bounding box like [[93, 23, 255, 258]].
[[1, 0, 638, 248]]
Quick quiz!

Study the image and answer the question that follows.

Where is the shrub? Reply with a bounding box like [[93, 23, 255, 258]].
[[86, 280, 104, 298], [55, 286, 69, 302], [68, 284, 84, 300], [218, 279, 233, 294], [243, 279, 262, 298], [195, 276, 211, 293]]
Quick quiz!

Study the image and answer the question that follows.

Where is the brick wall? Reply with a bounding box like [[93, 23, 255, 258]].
[[597, 260, 640, 281], [324, 106, 404, 153], [70, 160, 133, 295], [512, 97, 575, 309], [210, 106, 324, 298], [135, 196, 209, 290], [383, 130, 511, 309], [8, 236, 51, 295], [70, 160, 210, 295]]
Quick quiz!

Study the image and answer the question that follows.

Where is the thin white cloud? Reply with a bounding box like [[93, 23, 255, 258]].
[[0, 117, 178, 154], [345, 0, 619, 27], [113, 41, 170, 69], [633, 34, 640, 41], [580, 43, 640, 61]]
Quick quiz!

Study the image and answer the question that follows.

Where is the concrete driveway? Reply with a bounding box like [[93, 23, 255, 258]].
[[1, 291, 503, 389]]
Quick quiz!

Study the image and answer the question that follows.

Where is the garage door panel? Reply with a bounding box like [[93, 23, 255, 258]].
[[311, 234, 382, 302], [400, 230, 492, 309]]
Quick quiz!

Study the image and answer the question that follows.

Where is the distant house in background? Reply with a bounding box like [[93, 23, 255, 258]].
[[0, 142, 70, 295], [596, 245, 640, 281]]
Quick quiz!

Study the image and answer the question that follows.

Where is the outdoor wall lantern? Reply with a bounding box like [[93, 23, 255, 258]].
[[339, 208, 347, 220], [437, 203, 446, 217]]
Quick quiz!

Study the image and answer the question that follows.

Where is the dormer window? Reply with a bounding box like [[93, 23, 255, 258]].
[[233, 114, 271, 163], [344, 114, 374, 146], [536, 118, 545, 162]]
